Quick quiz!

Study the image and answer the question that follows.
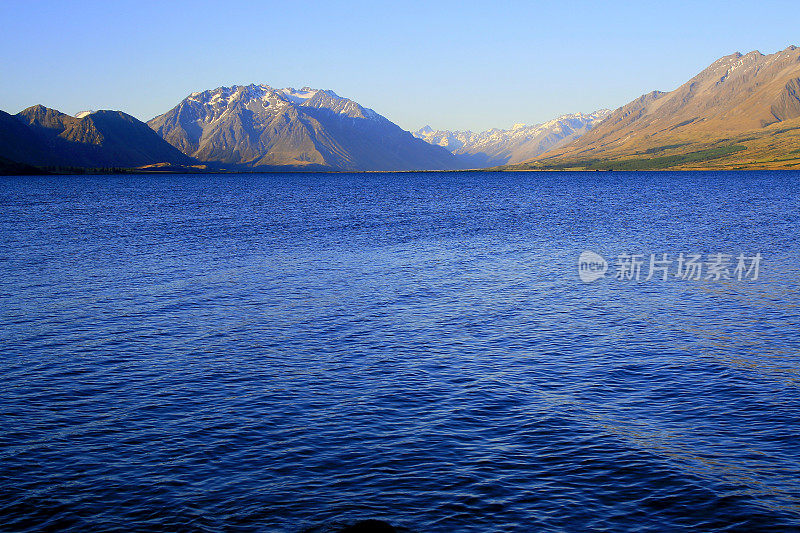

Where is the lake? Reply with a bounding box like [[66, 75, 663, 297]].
[[1, 171, 799, 532]]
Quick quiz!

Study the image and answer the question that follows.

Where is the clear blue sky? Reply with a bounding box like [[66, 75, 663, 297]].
[[1, 0, 797, 132]]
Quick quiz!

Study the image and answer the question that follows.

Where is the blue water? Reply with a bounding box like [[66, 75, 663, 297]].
[[1, 171, 799, 532]]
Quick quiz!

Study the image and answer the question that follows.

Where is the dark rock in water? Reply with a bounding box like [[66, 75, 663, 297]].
[[339, 519, 397, 533]]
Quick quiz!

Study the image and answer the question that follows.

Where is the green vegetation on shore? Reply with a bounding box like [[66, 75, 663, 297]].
[[510, 144, 749, 171]]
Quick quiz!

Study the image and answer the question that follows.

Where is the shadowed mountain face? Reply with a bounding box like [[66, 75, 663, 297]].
[[0, 106, 193, 169], [148, 85, 460, 171], [0, 154, 42, 175], [0, 109, 53, 167], [413, 110, 611, 167], [519, 45, 800, 170]]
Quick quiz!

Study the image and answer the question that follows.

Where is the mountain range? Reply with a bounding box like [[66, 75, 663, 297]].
[[0, 106, 192, 171], [2, 45, 800, 173], [413, 110, 610, 167]]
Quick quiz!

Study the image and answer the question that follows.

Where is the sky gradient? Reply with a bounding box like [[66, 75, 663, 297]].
[[1, 0, 798, 132]]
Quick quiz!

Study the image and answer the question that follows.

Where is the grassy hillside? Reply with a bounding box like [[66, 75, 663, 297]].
[[503, 118, 800, 171], [503, 46, 800, 171]]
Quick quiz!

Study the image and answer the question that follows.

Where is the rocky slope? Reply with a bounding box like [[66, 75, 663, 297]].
[[148, 85, 459, 171], [513, 45, 800, 170], [414, 110, 610, 167]]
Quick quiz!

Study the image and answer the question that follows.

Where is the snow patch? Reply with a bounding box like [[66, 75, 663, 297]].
[[280, 87, 319, 104]]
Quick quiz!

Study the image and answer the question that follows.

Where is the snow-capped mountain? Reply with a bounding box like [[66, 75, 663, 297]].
[[148, 84, 457, 171], [414, 110, 611, 167]]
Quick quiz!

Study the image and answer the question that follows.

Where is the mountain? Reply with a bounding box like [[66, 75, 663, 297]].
[[413, 110, 611, 167], [0, 105, 193, 169], [511, 45, 800, 170], [17, 106, 195, 168], [0, 109, 54, 167], [148, 84, 459, 171]]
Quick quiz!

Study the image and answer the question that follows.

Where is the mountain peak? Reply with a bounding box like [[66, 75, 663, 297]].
[[177, 84, 364, 118], [520, 45, 800, 169], [148, 84, 457, 171], [21, 104, 59, 116], [17, 105, 71, 126]]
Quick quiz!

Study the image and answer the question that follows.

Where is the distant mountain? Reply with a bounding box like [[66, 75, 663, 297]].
[[413, 110, 611, 167], [148, 84, 459, 171], [0, 105, 192, 169], [512, 45, 800, 170]]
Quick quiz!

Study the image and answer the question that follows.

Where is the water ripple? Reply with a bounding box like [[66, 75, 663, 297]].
[[1, 171, 799, 531]]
